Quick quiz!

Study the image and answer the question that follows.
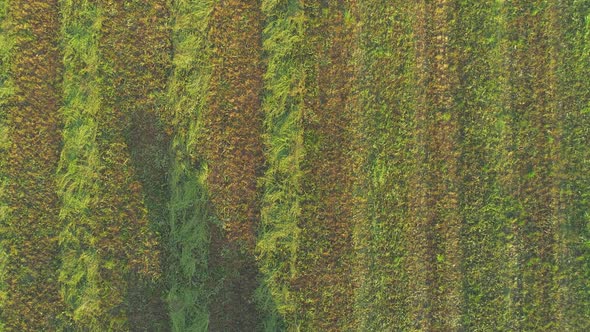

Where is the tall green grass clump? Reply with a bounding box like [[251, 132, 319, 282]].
[[257, 0, 305, 329], [166, 0, 215, 330]]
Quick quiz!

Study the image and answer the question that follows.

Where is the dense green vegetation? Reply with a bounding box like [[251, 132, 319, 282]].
[[1, 0, 589, 330]]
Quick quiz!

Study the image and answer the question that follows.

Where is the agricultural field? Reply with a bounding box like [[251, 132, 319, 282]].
[[0, 0, 589, 331]]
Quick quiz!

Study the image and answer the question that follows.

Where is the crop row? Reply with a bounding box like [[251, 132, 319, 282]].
[[0, 0, 589, 331], [0, 0, 65, 329]]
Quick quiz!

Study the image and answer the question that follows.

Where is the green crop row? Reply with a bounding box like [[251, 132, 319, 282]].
[[399, 1, 463, 329], [558, 0, 590, 330], [165, 0, 215, 329], [504, 1, 562, 329], [453, 0, 514, 330], [57, 0, 112, 328], [289, 1, 359, 330], [352, 0, 416, 330], [0, 0, 13, 329], [256, 0, 305, 329], [57, 0, 163, 329]]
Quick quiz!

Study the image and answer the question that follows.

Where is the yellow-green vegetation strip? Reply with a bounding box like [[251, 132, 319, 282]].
[[0, 0, 67, 330], [454, 1, 513, 329], [57, 0, 161, 329], [166, 0, 215, 330], [292, 0, 358, 330], [204, 0, 265, 329], [557, 0, 590, 329], [352, 0, 415, 330], [57, 0, 106, 328], [256, 0, 305, 329]]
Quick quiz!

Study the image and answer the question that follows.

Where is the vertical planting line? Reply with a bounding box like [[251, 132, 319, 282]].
[[0, 0, 13, 329], [406, 1, 434, 328], [503, 7, 533, 325], [353, 0, 415, 330], [204, 0, 264, 329], [293, 0, 358, 330], [409, 0, 462, 329], [558, 0, 590, 329], [166, 0, 215, 330], [256, 0, 305, 329], [544, 3, 563, 329], [455, 1, 513, 329], [427, 1, 462, 329], [205, 0, 264, 250], [0, 0, 66, 329], [504, 1, 561, 329], [57, 0, 106, 329], [58, 0, 162, 330], [494, 3, 523, 327], [98, 0, 173, 328]]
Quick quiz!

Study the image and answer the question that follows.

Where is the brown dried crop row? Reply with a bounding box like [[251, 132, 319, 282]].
[[0, 1, 66, 330], [97, 0, 172, 327], [203, 0, 264, 330], [292, 0, 358, 330], [86, 0, 169, 328], [204, 0, 264, 250]]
